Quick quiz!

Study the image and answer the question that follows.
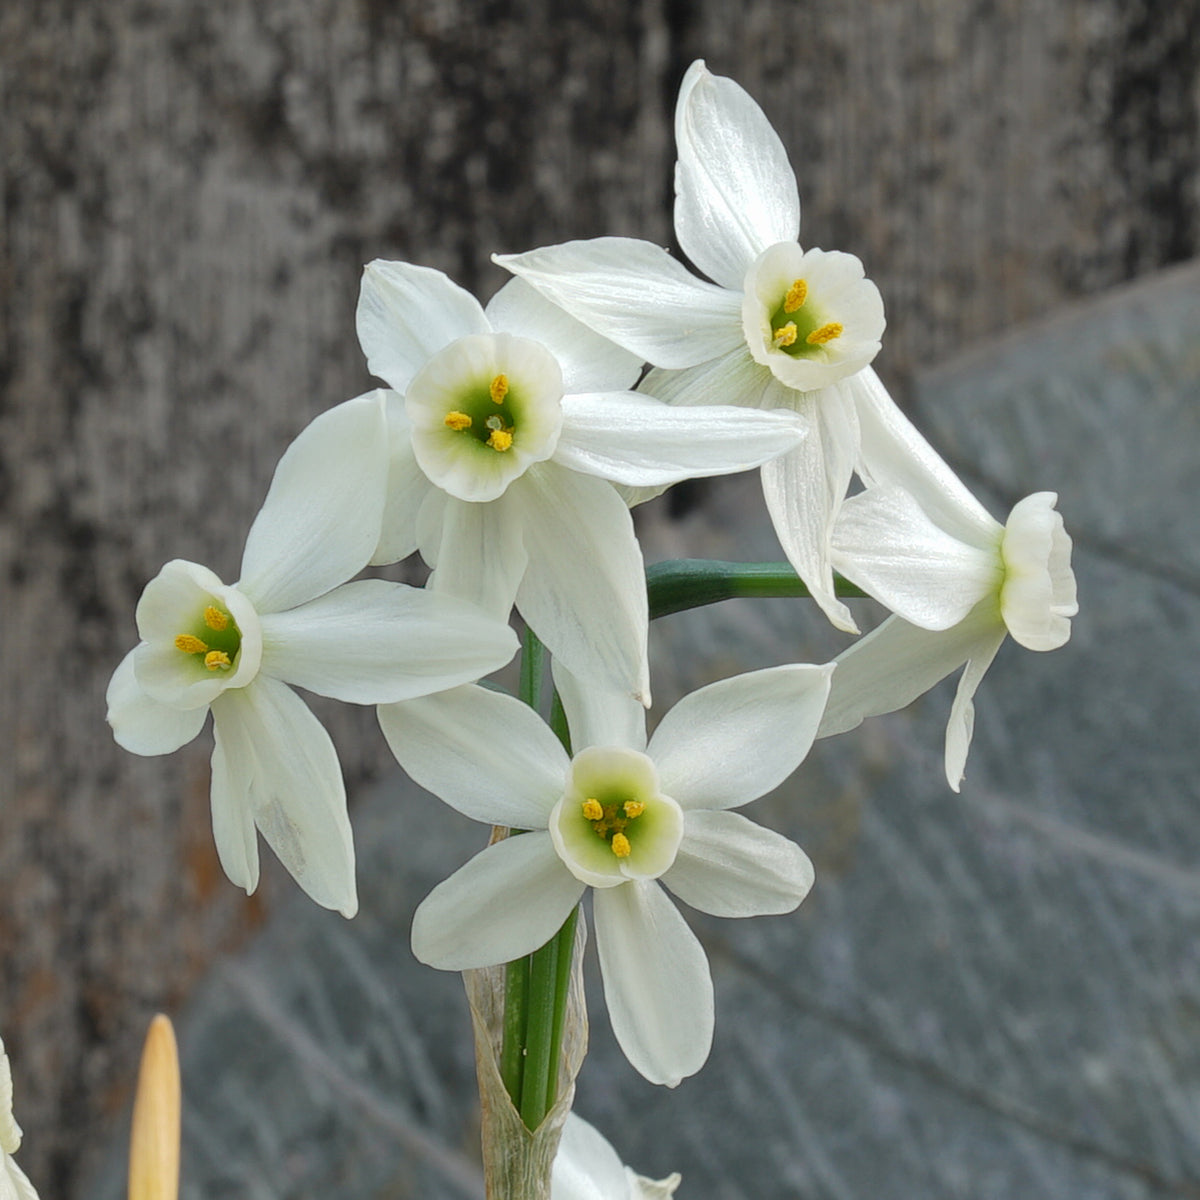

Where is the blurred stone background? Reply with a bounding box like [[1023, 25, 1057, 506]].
[[3, 1, 1200, 1195]]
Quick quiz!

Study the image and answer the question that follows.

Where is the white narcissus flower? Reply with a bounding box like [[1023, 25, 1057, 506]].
[[106, 393, 519, 916], [552, 1113, 681, 1200], [820, 370, 1078, 790], [1, 1038, 38, 1200], [356, 261, 808, 705], [378, 659, 832, 1086], [495, 59, 885, 633]]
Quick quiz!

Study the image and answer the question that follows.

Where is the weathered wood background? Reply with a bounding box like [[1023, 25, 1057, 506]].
[[2, 1, 1199, 1193]]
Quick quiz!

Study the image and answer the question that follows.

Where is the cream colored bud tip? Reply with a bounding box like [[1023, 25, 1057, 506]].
[[129, 1014, 181, 1200]]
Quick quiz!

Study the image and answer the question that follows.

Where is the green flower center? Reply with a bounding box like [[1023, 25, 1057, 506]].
[[173, 604, 242, 672], [580, 797, 646, 858], [443, 373, 518, 453], [768, 277, 843, 359]]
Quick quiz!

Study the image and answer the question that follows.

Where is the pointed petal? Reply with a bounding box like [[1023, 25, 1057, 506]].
[[495, 238, 743, 369], [664, 809, 814, 916], [638, 346, 776, 410], [106, 649, 208, 756], [213, 678, 357, 916], [513, 465, 650, 704], [371, 392, 432, 566], [411, 833, 584, 969], [378, 683, 569, 826], [649, 663, 833, 810], [761, 382, 861, 632], [356, 259, 490, 394], [485, 277, 643, 393], [427, 493, 529, 621], [551, 658, 647, 753], [945, 632, 1005, 792], [674, 60, 800, 290], [832, 484, 1003, 629], [555, 391, 805, 486], [260, 579, 517, 703], [553, 1114, 639, 1200], [593, 881, 713, 1086], [853, 366, 999, 547], [209, 696, 262, 897], [238, 392, 390, 613], [817, 602, 1005, 743]]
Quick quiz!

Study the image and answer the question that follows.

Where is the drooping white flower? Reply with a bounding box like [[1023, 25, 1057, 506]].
[[552, 1113, 681, 1200], [378, 660, 832, 1086], [106, 393, 519, 916], [356, 261, 808, 705], [1, 1037, 39, 1200], [819, 372, 1078, 790], [495, 60, 885, 632]]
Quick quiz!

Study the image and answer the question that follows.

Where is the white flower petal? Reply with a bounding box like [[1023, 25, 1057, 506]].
[[638, 346, 776, 411], [209, 697, 262, 898], [377, 683, 569, 827], [212, 678, 357, 916], [485, 276, 644, 393], [238, 392, 390, 613], [260, 579, 517, 704], [411, 833, 584, 969], [357, 259, 491, 394], [426, 492, 529, 621], [852, 367, 999, 547], [648, 663, 833, 811], [832, 484, 1004, 629], [593, 881, 713, 1086], [371, 392, 431, 566], [945, 632, 1005, 792], [817, 601, 1005, 742], [664, 809, 814, 917], [674, 60, 800, 290], [760, 382, 861, 632], [555, 391, 805, 486], [1000, 492, 1078, 651], [106, 649, 209, 756], [513, 465, 650, 704], [551, 659, 647, 753], [495, 238, 744, 370], [552, 1114, 636, 1200]]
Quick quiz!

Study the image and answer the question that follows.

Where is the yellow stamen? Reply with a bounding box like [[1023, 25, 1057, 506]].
[[128, 1014, 181, 1200], [489, 373, 509, 403], [581, 798, 604, 821], [487, 429, 513, 452], [204, 650, 231, 671], [806, 322, 844, 345], [203, 606, 228, 632], [174, 634, 208, 655], [611, 832, 632, 858], [622, 800, 645, 818], [784, 279, 808, 312], [772, 322, 798, 348], [444, 410, 473, 431]]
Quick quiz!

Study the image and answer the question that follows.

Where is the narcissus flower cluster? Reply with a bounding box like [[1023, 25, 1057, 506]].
[[100, 54, 1078, 1196]]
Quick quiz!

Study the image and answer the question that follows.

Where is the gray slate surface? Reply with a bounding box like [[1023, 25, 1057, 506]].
[[86, 263, 1200, 1197]]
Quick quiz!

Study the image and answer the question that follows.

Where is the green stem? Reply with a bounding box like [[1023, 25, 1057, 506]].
[[646, 558, 868, 620], [499, 954, 528, 1103], [519, 623, 546, 713]]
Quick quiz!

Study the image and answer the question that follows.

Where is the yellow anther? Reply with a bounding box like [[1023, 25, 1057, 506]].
[[772, 322, 798, 348], [784, 279, 808, 312], [489, 373, 509, 403], [622, 800, 645, 819], [444, 410, 473, 432], [204, 650, 232, 671], [806, 322, 844, 345], [487, 429, 514, 452], [611, 832, 632, 858], [174, 634, 209, 655], [582, 798, 604, 821], [203, 606, 228, 631]]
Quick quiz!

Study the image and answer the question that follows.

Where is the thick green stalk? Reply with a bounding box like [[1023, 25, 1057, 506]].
[[646, 558, 867, 620]]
